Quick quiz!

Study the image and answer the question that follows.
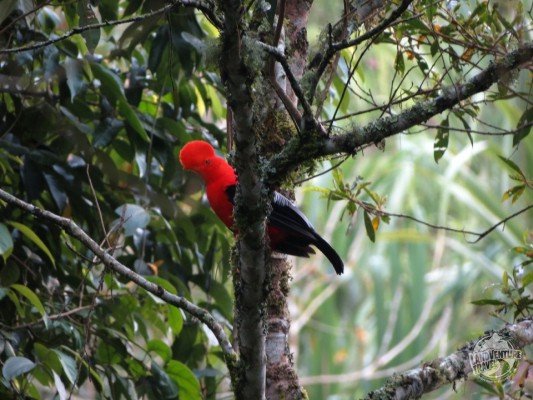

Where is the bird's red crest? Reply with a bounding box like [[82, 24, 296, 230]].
[[179, 140, 216, 170]]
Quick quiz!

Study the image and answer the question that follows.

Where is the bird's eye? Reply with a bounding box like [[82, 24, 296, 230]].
[[205, 159, 211, 165]]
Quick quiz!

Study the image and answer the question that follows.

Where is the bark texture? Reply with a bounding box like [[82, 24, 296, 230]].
[[219, 1, 268, 398], [364, 318, 533, 400]]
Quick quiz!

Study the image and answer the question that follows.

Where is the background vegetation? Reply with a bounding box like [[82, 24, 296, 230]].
[[0, 0, 531, 399]]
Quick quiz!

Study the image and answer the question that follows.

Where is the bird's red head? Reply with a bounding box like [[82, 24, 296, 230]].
[[179, 140, 216, 171], [179, 140, 235, 183]]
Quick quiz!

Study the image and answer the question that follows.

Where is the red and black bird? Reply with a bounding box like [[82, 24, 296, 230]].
[[179, 141, 344, 275]]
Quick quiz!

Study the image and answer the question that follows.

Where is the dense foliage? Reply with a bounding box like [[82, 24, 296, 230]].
[[0, 0, 531, 399], [0, 1, 231, 398]]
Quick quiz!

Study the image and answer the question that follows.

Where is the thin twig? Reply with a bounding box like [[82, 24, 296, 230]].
[[355, 199, 533, 242], [0, 0, 221, 55], [86, 165, 110, 248], [308, 0, 415, 102], [2, 305, 94, 330]]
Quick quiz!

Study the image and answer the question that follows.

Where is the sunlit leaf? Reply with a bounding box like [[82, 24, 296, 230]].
[[10, 284, 47, 318]]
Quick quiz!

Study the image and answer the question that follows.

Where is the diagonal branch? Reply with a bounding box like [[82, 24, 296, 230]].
[[266, 42, 533, 186], [363, 318, 533, 400], [258, 42, 315, 125], [0, 0, 222, 55], [0, 188, 237, 367]]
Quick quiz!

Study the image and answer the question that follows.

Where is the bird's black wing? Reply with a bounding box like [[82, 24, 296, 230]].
[[225, 186, 315, 238], [225, 186, 344, 274]]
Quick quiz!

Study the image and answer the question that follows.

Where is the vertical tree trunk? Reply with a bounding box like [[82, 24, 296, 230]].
[[264, 1, 312, 399]]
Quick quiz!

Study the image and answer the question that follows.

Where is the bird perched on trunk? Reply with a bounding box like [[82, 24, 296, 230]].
[[179, 140, 344, 275]]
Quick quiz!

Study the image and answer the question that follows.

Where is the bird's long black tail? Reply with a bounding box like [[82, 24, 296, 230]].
[[313, 234, 344, 275]]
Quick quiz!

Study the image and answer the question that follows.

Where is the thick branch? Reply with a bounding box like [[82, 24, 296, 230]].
[[0, 0, 221, 54], [220, 1, 268, 399], [266, 43, 533, 185], [364, 318, 533, 400], [0, 188, 237, 366]]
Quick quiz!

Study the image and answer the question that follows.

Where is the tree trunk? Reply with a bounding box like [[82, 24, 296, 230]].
[[263, 0, 312, 399]]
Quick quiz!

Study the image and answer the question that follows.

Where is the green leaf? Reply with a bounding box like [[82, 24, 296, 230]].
[[0, 0, 18, 26], [91, 62, 124, 99], [7, 221, 55, 267], [433, 118, 449, 163], [0, 223, 13, 262], [147, 339, 172, 363], [91, 62, 149, 142], [34, 343, 62, 373], [10, 284, 47, 318], [166, 360, 201, 400], [471, 299, 506, 306], [332, 168, 344, 190], [2, 356, 36, 380], [53, 371, 68, 400], [363, 211, 375, 242], [394, 50, 405, 74], [53, 350, 78, 385], [151, 362, 179, 399], [117, 98, 150, 142], [167, 306, 183, 335], [497, 156, 524, 177], [78, 1, 100, 53], [501, 184, 525, 203], [522, 271, 533, 287], [64, 58, 85, 101], [513, 107, 532, 146]]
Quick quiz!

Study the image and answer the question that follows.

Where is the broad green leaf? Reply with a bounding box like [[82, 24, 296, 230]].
[[53, 350, 77, 385], [151, 362, 179, 399], [0, 223, 13, 262], [7, 221, 55, 267], [53, 371, 68, 400], [91, 62, 124, 99], [64, 58, 85, 101], [117, 98, 150, 142], [166, 360, 201, 400], [363, 211, 375, 242], [147, 339, 172, 363], [2, 356, 36, 380], [91, 63, 149, 142], [78, 1, 100, 53], [145, 276, 177, 295], [34, 343, 62, 373], [10, 284, 46, 318], [167, 305, 183, 335]]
